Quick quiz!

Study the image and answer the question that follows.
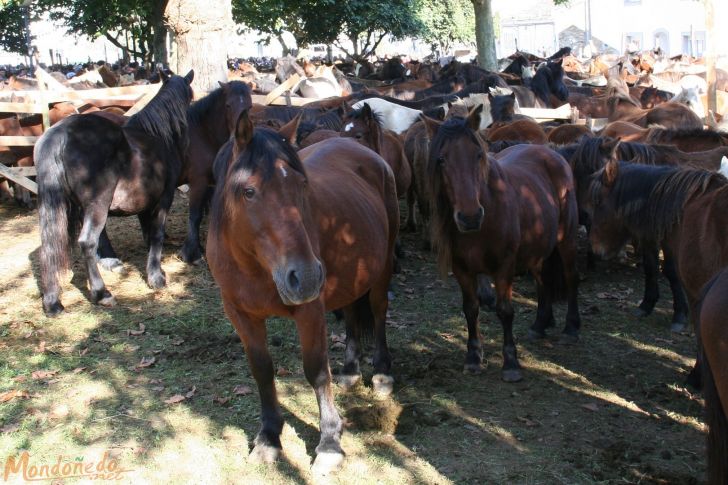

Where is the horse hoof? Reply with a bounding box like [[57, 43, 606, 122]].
[[43, 301, 65, 317], [502, 368, 523, 383], [559, 332, 579, 345], [147, 273, 167, 290], [463, 362, 483, 374], [99, 258, 124, 273], [248, 443, 281, 464], [527, 329, 546, 341], [372, 374, 394, 396], [670, 322, 687, 333], [632, 307, 651, 318], [311, 451, 344, 476], [97, 295, 117, 307], [335, 373, 361, 391]]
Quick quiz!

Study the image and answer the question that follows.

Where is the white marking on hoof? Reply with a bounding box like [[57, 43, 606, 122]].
[[98, 295, 117, 307], [311, 452, 344, 476], [335, 373, 361, 390], [372, 374, 394, 396], [248, 444, 280, 464]]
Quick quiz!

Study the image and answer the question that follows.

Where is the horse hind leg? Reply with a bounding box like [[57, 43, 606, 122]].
[[337, 297, 368, 390], [453, 267, 484, 374], [661, 246, 689, 332], [179, 180, 210, 264], [97, 226, 123, 273], [78, 206, 116, 307], [635, 243, 660, 319], [139, 208, 169, 289], [369, 266, 395, 395]]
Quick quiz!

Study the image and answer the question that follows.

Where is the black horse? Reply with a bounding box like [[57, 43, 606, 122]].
[[510, 59, 569, 108], [36, 70, 194, 316]]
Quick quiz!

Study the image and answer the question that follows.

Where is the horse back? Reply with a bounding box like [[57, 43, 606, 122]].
[[299, 138, 399, 309]]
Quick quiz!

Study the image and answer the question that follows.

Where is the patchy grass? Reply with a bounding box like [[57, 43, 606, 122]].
[[0, 197, 706, 484]]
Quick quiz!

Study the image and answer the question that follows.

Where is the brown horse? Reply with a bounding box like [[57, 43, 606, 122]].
[[421, 105, 581, 381], [547, 123, 594, 145], [601, 123, 728, 152], [341, 103, 413, 227], [206, 114, 398, 473], [606, 91, 702, 130], [696, 268, 728, 485], [485, 119, 548, 144]]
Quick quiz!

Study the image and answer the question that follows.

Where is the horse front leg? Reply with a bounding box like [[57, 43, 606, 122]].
[[293, 302, 344, 475], [559, 240, 582, 343], [223, 300, 283, 463], [370, 255, 394, 395], [661, 245, 688, 332], [636, 241, 660, 318], [179, 179, 210, 264], [453, 266, 483, 373], [494, 270, 522, 382], [142, 208, 168, 289]]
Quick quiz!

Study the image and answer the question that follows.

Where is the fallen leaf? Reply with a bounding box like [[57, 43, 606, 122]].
[[72, 367, 87, 374], [276, 367, 292, 377], [581, 403, 599, 412], [164, 394, 186, 404], [404, 288, 415, 294], [150, 378, 163, 384], [151, 385, 164, 392], [31, 370, 58, 380], [136, 356, 156, 369], [185, 386, 197, 398], [214, 396, 231, 405], [0, 389, 30, 402], [0, 423, 20, 434], [79, 348, 89, 356], [128, 323, 146, 336], [171, 337, 185, 346], [12, 376, 27, 383], [35, 341, 46, 353], [517, 416, 538, 427], [233, 385, 252, 396]]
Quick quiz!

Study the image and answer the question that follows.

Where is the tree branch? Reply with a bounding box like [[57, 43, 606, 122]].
[[104, 31, 144, 58]]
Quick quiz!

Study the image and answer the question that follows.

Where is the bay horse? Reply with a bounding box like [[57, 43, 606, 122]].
[[695, 268, 728, 485], [36, 70, 194, 316], [588, 161, 728, 385], [178, 81, 253, 264], [206, 114, 398, 473], [421, 105, 581, 381], [485, 119, 548, 144], [606, 90, 702, 130]]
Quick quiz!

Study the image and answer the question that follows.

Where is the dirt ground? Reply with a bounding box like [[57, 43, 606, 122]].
[[0, 194, 706, 484]]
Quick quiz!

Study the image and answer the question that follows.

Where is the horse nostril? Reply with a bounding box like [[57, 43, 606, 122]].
[[287, 269, 300, 292]]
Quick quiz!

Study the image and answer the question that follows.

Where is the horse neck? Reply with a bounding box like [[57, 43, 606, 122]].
[[196, 96, 230, 148]]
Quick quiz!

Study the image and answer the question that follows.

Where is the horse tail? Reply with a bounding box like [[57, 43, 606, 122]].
[[702, 351, 728, 485], [35, 125, 76, 297], [541, 248, 568, 302]]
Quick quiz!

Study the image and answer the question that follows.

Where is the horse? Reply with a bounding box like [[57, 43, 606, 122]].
[[177, 81, 252, 264], [206, 113, 398, 473], [36, 70, 194, 316], [638, 86, 673, 109], [485, 119, 548, 145], [695, 268, 728, 485], [645, 127, 728, 152], [421, 105, 581, 382], [509, 59, 570, 108], [350, 97, 424, 134], [606, 89, 703, 130], [588, 161, 728, 385], [547, 123, 594, 145]]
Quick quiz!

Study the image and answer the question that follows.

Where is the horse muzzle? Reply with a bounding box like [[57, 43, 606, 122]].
[[455, 207, 484, 233], [273, 259, 325, 306]]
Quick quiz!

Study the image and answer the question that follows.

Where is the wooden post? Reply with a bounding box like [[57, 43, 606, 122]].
[[704, 0, 717, 127], [35, 70, 51, 132]]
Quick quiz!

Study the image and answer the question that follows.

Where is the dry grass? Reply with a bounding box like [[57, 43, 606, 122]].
[[0, 196, 706, 484]]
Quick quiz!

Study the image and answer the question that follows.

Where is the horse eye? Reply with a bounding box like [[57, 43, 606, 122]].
[[243, 188, 256, 200]]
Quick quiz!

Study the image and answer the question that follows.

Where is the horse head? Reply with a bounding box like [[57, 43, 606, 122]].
[[422, 104, 488, 233], [341, 103, 383, 155], [223, 111, 324, 306]]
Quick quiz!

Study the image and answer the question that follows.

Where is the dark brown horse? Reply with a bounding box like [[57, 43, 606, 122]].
[[547, 123, 594, 145], [177, 81, 252, 263], [485, 119, 548, 144], [588, 161, 728, 385], [206, 114, 398, 473], [696, 268, 728, 485], [607, 91, 702, 130], [36, 71, 194, 316], [422, 105, 581, 381]]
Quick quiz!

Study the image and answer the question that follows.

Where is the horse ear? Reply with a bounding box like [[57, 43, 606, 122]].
[[234, 109, 254, 150], [218, 81, 228, 89], [554, 58, 563, 66], [467, 104, 483, 131], [600, 137, 621, 159], [362, 102, 373, 120], [420, 113, 442, 138], [158, 67, 170, 82], [509, 92, 516, 100], [184, 70, 195, 84], [278, 112, 301, 145], [604, 160, 619, 187]]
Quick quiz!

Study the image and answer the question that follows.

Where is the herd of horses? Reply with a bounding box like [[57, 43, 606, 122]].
[[17, 52, 728, 480]]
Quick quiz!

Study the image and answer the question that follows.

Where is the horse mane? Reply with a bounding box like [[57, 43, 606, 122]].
[[314, 109, 344, 131], [489, 139, 527, 153], [125, 76, 191, 152], [347, 104, 384, 127], [188, 81, 250, 125], [591, 162, 726, 239], [615, 141, 663, 165], [427, 117, 488, 275]]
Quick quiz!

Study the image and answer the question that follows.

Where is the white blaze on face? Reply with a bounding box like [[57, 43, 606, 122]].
[[344, 122, 354, 132], [280, 165, 288, 178], [719, 157, 728, 179]]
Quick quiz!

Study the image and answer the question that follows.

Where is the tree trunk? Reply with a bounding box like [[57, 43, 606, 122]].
[[472, 0, 497, 71], [276, 33, 291, 57], [152, 0, 169, 66], [165, 0, 231, 93]]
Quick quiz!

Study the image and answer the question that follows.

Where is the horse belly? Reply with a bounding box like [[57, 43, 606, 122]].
[[109, 152, 166, 214]]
